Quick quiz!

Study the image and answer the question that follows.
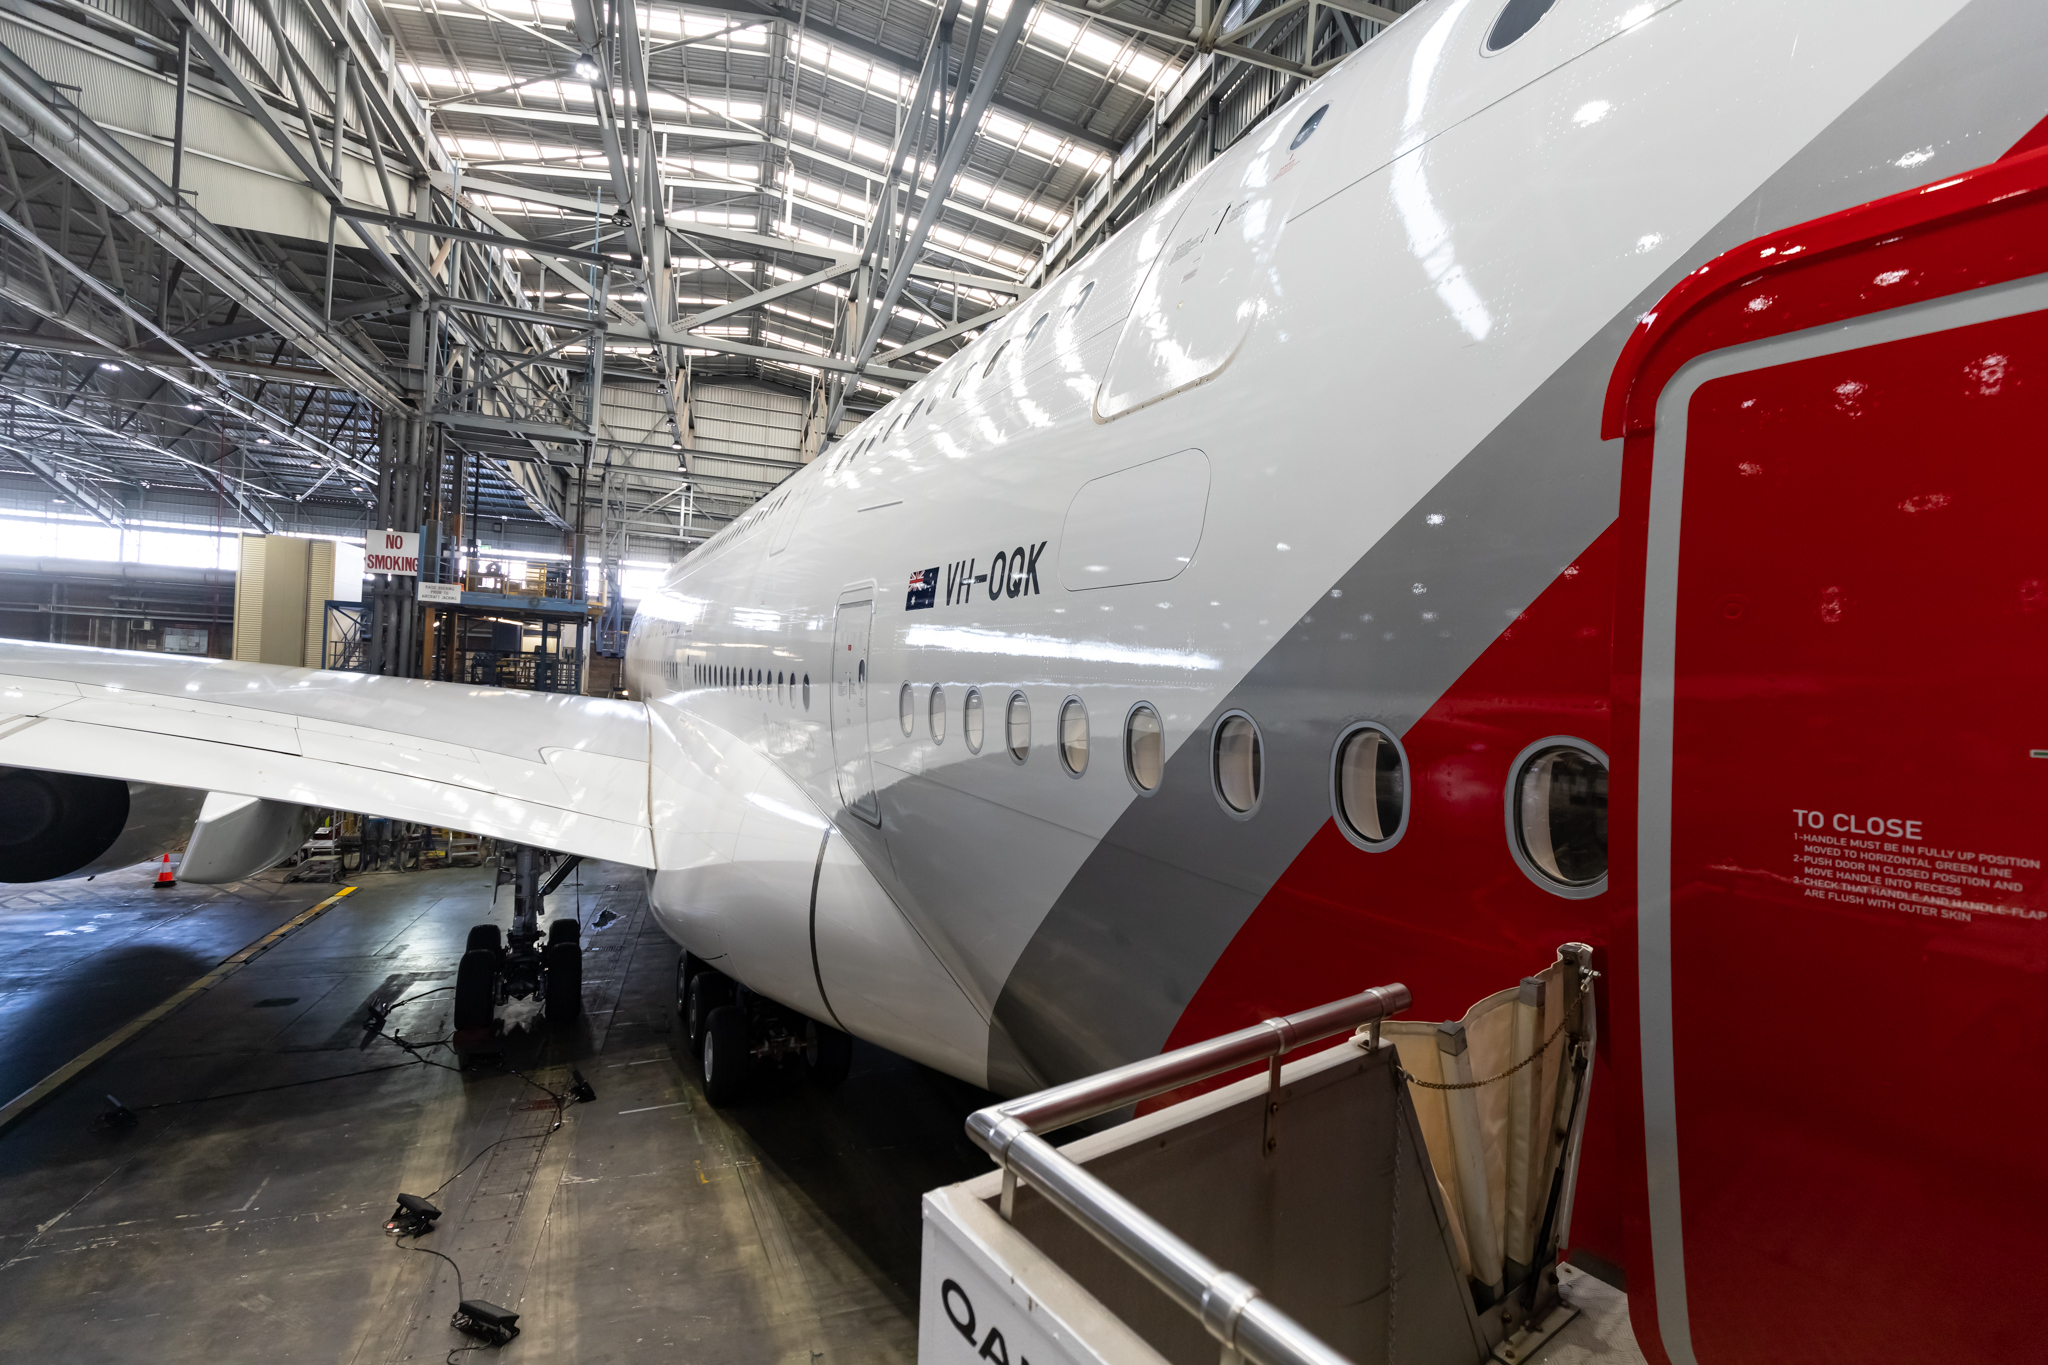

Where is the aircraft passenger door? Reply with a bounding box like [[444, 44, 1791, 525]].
[[831, 594, 880, 824], [1621, 241, 2048, 1358]]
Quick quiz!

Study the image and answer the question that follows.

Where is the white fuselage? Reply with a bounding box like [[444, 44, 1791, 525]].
[[624, 0, 2038, 1090]]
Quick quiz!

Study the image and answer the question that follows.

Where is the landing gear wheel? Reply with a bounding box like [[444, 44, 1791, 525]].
[[685, 971, 731, 1059], [701, 1004, 751, 1106], [547, 918, 579, 945], [545, 939, 582, 1026], [465, 924, 502, 955], [453, 948, 498, 1055], [803, 1019, 853, 1088]]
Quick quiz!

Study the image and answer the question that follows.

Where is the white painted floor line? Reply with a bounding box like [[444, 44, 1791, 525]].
[[618, 1101, 689, 1115]]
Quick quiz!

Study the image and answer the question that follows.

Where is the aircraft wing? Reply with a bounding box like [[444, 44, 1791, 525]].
[[0, 642, 654, 867]]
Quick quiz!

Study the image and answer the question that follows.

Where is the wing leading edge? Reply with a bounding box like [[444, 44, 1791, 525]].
[[0, 642, 654, 867]]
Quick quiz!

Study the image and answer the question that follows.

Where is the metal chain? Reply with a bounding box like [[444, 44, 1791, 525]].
[[1399, 1013, 1570, 1092]]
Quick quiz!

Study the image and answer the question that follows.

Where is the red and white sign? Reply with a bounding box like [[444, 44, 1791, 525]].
[[367, 529, 420, 576]]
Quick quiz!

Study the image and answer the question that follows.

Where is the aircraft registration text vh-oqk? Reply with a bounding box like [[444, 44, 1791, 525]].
[[2, 1, 2045, 1360]]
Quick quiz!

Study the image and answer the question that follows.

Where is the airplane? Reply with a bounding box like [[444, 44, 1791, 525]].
[[2, 1, 2044, 1361]]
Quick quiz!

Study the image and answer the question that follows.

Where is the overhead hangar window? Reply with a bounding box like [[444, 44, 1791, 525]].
[[1509, 740, 1609, 895], [1007, 691, 1031, 763], [899, 682, 915, 737], [930, 686, 947, 743], [1059, 697, 1088, 777], [1484, 0, 1557, 52], [1212, 712, 1262, 816], [964, 688, 985, 752], [1125, 703, 1163, 793], [1334, 723, 1407, 849]]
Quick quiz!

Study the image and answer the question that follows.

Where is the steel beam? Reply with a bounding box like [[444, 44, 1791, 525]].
[[3, 385, 282, 531], [871, 302, 1015, 364], [0, 39, 407, 408], [0, 432, 125, 526], [848, 0, 1035, 376]]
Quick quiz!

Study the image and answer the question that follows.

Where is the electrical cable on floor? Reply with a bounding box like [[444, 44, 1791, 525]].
[[422, 1131, 546, 1202], [394, 1234, 466, 1302], [137, 1060, 427, 1111], [388, 985, 456, 1010]]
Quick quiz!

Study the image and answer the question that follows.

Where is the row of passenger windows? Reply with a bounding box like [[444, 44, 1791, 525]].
[[697, 663, 811, 709], [685, 663, 1606, 896], [897, 680, 1609, 895], [836, 280, 1100, 469]]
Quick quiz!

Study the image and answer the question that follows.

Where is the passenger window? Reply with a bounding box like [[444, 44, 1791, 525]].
[[1026, 312, 1051, 344], [1212, 712, 1262, 815], [1484, 0, 1556, 52], [964, 688, 985, 752], [1125, 703, 1163, 793], [1007, 691, 1031, 763], [803, 674, 811, 709], [930, 685, 947, 743], [982, 339, 1011, 378], [899, 682, 915, 737], [1510, 740, 1608, 893], [1290, 104, 1328, 150], [1064, 281, 1095, 320], [1059, 697, 1088, 776], [1333, 723, 1407, 848]]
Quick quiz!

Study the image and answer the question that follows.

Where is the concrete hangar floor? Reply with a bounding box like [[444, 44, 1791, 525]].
[[0, 859, 1646, 1365], [0, 859, 1000, 1362]]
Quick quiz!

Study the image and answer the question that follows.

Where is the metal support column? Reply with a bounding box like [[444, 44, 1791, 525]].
[[368, 409, 430, 676]]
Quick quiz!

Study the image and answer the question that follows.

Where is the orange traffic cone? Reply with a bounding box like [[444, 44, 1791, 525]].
[[152, 853, 176, 889]]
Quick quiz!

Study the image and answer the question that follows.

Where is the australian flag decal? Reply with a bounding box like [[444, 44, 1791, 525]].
[[906, 566, 938, 611]]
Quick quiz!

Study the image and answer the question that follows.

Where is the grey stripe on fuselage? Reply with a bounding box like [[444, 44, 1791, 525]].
[[986, 0, 2048, 1093]]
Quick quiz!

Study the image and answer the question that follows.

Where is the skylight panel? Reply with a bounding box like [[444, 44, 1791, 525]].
[[1029, 11, 1080, 46], [1075, 31, 1124, 66]]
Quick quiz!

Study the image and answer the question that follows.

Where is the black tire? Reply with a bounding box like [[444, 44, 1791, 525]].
[[465, 924, 502, 955], [453, 948, 498, 1051], [547, 918, 579, 944], [803, 1019, 854, 1088], [684, 971, 730, 1058], [701, 1005, 751, 1105], [545, 940, 582, 1025]]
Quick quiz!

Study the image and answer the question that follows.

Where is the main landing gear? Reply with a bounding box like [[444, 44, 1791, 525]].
[[453, 847, 583, 1058], [677, 951, 852, 1106]]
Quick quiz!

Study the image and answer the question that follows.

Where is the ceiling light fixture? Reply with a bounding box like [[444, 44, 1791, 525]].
[[573, 55, 601, 81], [99, 361, 120, 371]]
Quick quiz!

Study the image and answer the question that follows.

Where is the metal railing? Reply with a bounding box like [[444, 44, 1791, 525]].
[[966, 983, 1412, 1365]]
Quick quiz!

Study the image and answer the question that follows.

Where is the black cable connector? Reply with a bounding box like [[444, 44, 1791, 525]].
[[385, 1192, 443, 1238], [451, 1300, 520, 1346]]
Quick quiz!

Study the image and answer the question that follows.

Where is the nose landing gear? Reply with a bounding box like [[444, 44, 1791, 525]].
[[452, 847, 584, 1059]]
